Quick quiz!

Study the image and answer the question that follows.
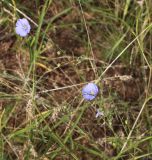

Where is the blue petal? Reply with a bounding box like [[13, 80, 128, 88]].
[[21, 18, 29, 24], [22, 19, 31, 33], [16, 19, 22, 27], [15, 26, 27, 37], [83, 94, 95, 100]]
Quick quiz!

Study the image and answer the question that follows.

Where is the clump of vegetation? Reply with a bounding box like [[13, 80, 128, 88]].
[[0, 0, 152, 159]]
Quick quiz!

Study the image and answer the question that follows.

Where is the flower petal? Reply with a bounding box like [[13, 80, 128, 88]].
[[83, 94, 95, 101], [15, 26, 27, 37]]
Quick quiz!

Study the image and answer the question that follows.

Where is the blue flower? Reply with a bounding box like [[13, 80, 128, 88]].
[[82, 83, 99, 101], [15, 18, 31, 37], [95, 109, 104, 118]]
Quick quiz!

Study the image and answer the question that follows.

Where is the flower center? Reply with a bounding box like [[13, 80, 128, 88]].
[[22, 24, 28, 31], [90, 91, 95, 95]]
